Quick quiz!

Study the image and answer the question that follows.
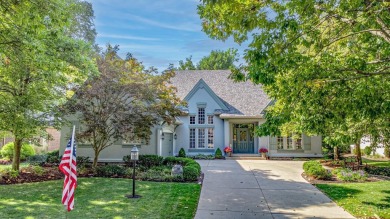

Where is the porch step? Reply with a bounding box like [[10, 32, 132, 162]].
[[226, 154, 266, 160]]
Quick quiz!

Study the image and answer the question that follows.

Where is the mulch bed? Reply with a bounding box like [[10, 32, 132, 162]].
[[0, 166, 64, 185], [301, 172, 384, 184]]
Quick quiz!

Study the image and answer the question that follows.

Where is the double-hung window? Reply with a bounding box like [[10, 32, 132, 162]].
[[198, 129, 205, 148], [198, 107, 205, 124]]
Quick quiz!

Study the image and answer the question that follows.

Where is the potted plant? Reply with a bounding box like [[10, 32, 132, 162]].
[[223, 146, 233, 157], [259, 147, 268, 158]]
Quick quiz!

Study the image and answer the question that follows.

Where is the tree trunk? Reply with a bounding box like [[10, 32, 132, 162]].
[[92, 150, 100, 168], [355, 141, 362, 165], [12, 138, 22, 171], [334, 146, 339, 160]]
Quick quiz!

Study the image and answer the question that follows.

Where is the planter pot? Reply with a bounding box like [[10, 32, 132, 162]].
[[261, 153, 266, 158]]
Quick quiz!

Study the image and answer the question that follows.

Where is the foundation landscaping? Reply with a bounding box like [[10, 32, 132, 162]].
[[302, 158, 390, 219]]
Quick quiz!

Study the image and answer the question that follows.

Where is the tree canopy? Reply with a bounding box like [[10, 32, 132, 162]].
[[177, 48, 239, 70], [0, 0, 97, 170], [198, 0, 390, 160], [63, 45, 183, 167]]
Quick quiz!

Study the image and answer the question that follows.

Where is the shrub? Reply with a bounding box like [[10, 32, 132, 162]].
[[365, 166, 390, 177], [123, 154, 163, 168], [183, 165, 199, 181], [163, 157, 193, 166], [162, 156, 201, 181], [363, 146, 372, 156], [46, 150, 60, 164], [27, 155, 48, 166], [303, 161, 331, 180], [95, 165, 126, 177], [32, 166, 45, 176], [215, 148, 223, 159], [333, 168, 367, 182], [77, 156, 90, 168], [178, 148, 186, 157], [188, 154, 214, 160], [0, 142, 35, 160]]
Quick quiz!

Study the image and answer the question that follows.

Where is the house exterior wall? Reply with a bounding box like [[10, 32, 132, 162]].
[[175, 86, 224, 156], [267, 135, 323, 157], [60, 119, 159, 162]]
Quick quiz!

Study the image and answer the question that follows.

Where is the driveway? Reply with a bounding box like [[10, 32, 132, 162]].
[[195, 160, 355, 219]]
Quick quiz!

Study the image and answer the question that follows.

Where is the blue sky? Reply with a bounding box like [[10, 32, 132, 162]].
[[89, 0, 248, 71]]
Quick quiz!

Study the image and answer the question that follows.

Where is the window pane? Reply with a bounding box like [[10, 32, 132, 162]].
[[208, 115, 213, 124], [198, 108, 205, 124], [208, 128, 214, 148], [287, 136, 293, 149], [198, 128, 205, 148], [190, 116, 195, 124], [277, 136, 283, 149], [296, 138, 302, 149], [189, 129, 195, 148]]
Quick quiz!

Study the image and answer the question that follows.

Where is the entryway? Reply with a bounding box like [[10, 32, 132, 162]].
[[161, 133, 173, 157], [233, 124, 254, 153]]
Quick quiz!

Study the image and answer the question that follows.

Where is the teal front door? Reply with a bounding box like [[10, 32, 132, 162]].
[[233, 125, 254, 153]]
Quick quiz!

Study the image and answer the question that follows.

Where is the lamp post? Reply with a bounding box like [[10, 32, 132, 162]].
[[126, 146, 140, 198]]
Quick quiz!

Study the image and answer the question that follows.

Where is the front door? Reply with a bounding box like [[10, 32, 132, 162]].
[[233, 124, 254, 153], [161, 133, 173, 157]]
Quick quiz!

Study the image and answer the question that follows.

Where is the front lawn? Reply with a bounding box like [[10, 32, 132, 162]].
[[363, 158, 390, 167], [316, 181, 390, 219], [0, 178, 201, 219]]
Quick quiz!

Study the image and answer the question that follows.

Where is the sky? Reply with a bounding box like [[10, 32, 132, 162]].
[[89, 0, 248, 71]]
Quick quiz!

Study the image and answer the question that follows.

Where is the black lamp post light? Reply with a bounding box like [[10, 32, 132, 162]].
[[126, 146, 141, 199]]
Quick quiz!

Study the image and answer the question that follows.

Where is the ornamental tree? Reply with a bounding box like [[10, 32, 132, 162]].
[[0, 0, 97, 171], [198, 0, 390, 163], [63, 45, 183, 167]]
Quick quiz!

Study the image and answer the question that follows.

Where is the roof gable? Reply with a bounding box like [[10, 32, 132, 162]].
[[170, 70, 271, 116], [184, 79, 229, 111]]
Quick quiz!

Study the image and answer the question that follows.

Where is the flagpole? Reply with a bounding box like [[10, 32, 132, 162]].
[[66, 125, 75, 217]]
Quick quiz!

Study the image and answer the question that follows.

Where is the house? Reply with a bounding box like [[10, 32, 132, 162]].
[[60, 70, 322, 161]]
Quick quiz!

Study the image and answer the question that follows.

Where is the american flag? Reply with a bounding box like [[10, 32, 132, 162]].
[[59, 126, 77, 212]]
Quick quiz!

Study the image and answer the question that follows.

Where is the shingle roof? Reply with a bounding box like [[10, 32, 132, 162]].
[[170, 70, 271, 117]]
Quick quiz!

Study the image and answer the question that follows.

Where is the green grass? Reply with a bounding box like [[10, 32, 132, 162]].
[[317, 181, 390, 219], [363, 158, 390, 167], [0, 163, 29, 171], [0, 178, 201, 219]]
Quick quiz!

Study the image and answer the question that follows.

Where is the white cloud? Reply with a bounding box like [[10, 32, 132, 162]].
[[98, 33, 160, 41]]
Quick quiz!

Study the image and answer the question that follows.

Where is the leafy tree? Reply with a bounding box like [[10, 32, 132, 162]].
[[178, 56, 196, 70], [176, 49, 238, 70], [64, 45, 183, 167], [197, 48, 238, 70], [198, 0, 390, 164], [0, 0, 97, 171]]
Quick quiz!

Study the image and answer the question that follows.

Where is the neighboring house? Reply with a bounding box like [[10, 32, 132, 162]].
[[0, 127, 61, 152], [351, 136, 386, 157], [60, 70, 322, 161]]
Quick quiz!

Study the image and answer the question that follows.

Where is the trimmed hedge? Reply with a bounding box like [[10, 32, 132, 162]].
[[303, 161, 331, 180], [95, 165, 126, 177], [123, 155, 163, 168], [1, 142, 35, 160], [27, 155, 48, 166], [365, 166, 390, 177], [46, 150, 60, 164]]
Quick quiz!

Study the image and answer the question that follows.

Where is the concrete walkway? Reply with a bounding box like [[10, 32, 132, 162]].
[[195, 160, 355, 219]]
